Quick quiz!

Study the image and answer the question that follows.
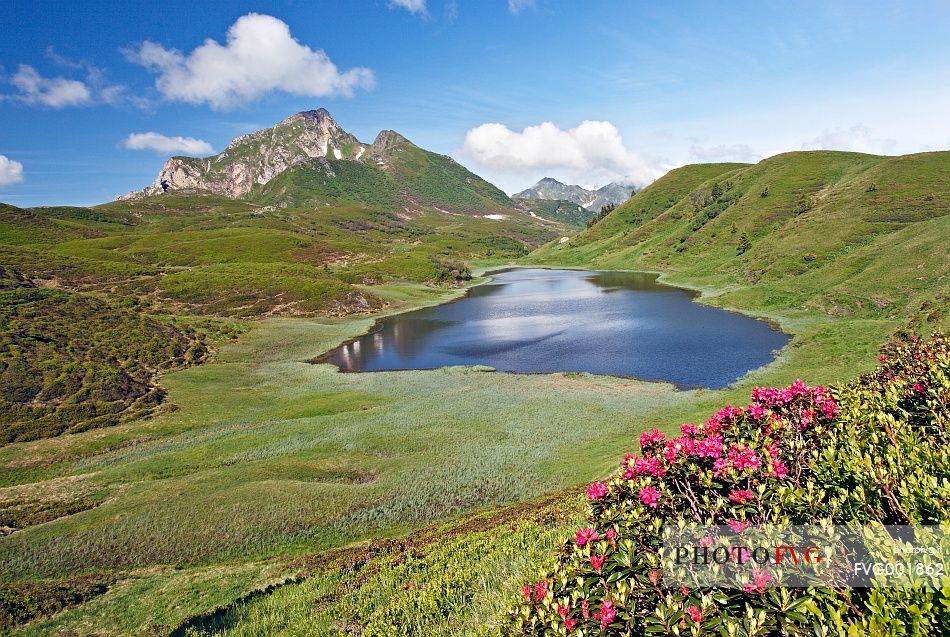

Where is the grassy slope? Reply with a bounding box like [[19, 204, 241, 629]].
[[0, 287, 210, 444], [2, 151, 948, 634], [254, 135, 516, 215], [515, 199, 594, 227]]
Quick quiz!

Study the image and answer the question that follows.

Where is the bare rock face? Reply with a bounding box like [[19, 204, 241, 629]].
[[117, 109, 366, 200]]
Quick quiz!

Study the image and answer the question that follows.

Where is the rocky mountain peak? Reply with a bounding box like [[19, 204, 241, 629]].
[[119, 108, 368, 200], [370, 130, 411, 152]]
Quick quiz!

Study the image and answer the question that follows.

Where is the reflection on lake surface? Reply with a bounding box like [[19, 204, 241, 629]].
[[321, 268, 789, 388]]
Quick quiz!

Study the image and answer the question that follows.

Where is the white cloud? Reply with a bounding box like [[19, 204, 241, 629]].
[[9, 65, 92, 108], [801, 125, 897, 155], [122, 132, 214, 155], [5, 53, 144, 109], [390, 0, 427, 14], [126, 13, 375, 109], [689, 143, 761, 164], [462, 120, 667, 188], [508, 0, 536, 14], [0, 155, 25, 186]]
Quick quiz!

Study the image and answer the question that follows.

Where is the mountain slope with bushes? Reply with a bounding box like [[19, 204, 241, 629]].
[[0, 282, 212, 444]]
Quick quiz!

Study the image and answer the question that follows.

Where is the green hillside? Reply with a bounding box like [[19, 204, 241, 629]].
[[363, 131, 515, 213], [530, 151, 949, 329], [253, 138, 515, 214], [515, 199, 595, 227]]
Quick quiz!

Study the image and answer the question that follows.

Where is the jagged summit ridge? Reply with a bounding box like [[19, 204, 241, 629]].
[[119, 108, 371, 200]]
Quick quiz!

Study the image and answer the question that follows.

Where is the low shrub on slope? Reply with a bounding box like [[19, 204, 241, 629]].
[[511, 333, 949, 636], [0, 286, 210, 443]]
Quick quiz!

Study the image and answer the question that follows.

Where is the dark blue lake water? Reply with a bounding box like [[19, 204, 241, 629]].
[[321, 268, 789, 388]]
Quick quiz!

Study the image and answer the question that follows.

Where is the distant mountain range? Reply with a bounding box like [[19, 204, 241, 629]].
[[513, 177, 637, 211], [119, 108, 518, 216]]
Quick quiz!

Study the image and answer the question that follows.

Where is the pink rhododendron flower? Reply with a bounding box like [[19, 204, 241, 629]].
[[575, 527, 600, 546], [640, 428, 666, 449], [727, 519, 751, 534], [732, 445, 761, 471], [817, 394, 839, 418], [594, 600, 616, 628], [557, 603, 570, 618], [606, 527, 617, 547], [746, 403, 766, 419], [590, 553, 607, 572], [663, 436, 697, 461], [521, 584, 531, 601], [715, 444, 761, 477], [695, 434, 724, 459], [649, 569, 660, 586], [581, 599, 590, 619], [565, 617, 577, 632], [743, 568, 773, 593], [686, 605, 702, 623], [799, 408, 815, 429], [699, 535, 715, 547], [789, 379, 809, 396], [729, 488, 754, 504], [913, 382, 927, 393], [633, 455, 667, 477], [702, 415, 722, 434], [532, 580, 548, 602], [639, 485, 662, 508], [587, 481, 609, 500], [710, 406, 744, 425], [769, 458, 789, 478], [621, 453, 635, 478], [727, 545, 752, 564], [681, 423, 698, 436]]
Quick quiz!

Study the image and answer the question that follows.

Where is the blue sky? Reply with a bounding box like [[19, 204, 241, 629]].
[[2, 0, 949, 206]]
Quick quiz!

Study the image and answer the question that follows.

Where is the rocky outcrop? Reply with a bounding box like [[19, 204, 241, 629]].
[[118, 109, 366, 200]]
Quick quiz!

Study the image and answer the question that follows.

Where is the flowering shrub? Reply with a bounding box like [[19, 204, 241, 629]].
[[510, 333, 949, 636]]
